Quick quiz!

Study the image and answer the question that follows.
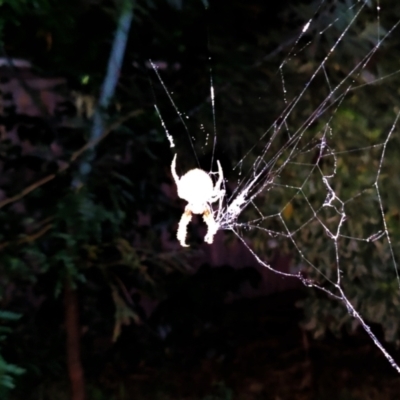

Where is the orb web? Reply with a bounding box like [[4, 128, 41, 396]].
[[152, 0, 400, 373]]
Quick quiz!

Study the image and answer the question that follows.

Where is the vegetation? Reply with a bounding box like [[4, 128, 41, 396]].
[[0, 0, 399, 398]]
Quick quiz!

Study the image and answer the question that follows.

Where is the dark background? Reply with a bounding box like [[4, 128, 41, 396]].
[[1, 0, 400, 399]]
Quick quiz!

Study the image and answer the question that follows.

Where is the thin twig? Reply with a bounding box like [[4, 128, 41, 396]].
[[0, 224, 53, 250], [0, 109, 142, 210], [0, 174, 56, 209]]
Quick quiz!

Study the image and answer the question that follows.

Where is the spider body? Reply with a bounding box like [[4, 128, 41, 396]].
[[171, 154, 225, 247]]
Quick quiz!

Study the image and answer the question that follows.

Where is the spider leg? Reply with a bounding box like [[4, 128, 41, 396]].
[[215, 160, 224, 191], [177, 206, 192, 247], [171, 154, 180, 186], [203, 206, 219, 244]]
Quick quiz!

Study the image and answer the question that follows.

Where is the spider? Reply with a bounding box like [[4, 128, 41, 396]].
[[171, 154, 225, 247]]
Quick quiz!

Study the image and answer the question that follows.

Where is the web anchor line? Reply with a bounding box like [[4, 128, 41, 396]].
[[234, 230, 400, 374]]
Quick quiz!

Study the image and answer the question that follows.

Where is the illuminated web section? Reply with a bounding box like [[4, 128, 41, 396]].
[[215, 0, 400, 372], [220, 113, 400, 373]]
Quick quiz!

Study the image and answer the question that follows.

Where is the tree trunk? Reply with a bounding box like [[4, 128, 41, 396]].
[[64, 282, 85, 400]]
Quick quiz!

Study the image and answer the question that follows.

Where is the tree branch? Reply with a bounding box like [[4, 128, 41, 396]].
[[0, 223, 53, 251], [64, 3, 135, 398]]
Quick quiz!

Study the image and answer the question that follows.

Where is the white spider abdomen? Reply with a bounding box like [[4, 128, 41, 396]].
[[178, 169, 213, 209]]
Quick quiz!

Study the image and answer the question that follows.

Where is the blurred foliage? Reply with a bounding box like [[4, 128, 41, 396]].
[[0, 311, 25, 397], [0, 0, 399, 398]]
